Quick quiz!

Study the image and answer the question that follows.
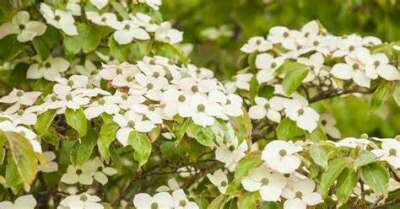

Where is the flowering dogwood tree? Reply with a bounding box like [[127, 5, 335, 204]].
[[0, 1, 400, 209]]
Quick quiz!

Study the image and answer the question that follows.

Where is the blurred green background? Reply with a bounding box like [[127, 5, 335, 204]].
[[161, 0, 400, 138], [162, 0, 400, 79]]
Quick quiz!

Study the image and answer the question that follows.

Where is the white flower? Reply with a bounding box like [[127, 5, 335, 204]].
[[240, 36, 272, 53], [91, 158, 117, 185], [255, 53, 285, 83], [0, 195, 36, 209], [284, 98, 319, 133], [267, 26, 299, 50], [172, 189, 199, 209], [113, 111, 156, 145], [0, 89, 41, 106], [248, 96, 285, 122], [320, 113, 341, 138], [84, 96, 121, 119], [1, 105, 37, 125], [208, 90, 243, 117], [215, 141, 248, 172], [335, 137, 372, 149], [207, 169, 228, 194], [38, 151, 58, 173], [330, 52, 371, 88], [241, 166, 287, 201], [282, 178, 323, 209], [40, 3, 78, 36], [61, 161, 98, 185], [372, 139, 400, 169], [184, 94, 221, 127], [86, 11, 119, 27], [133, 192, 174, 209], [27, 57, 70, 81], [363, 52, 400, 81], [54, 75, 89, 95], [90, 0, 108, 9], [44, 90, 90, 112], [0, 11, 46, 42], [0, 120, 42, 152], [262, 140, 303, 174], [58, 193, 103, 209], [113, 20, 150, 45], [138, 0, 162, 10], [155, 22, 183, 44], [225, 73, 253, 92], [333, 34, 366, 57], [161, 88, 192, 119]]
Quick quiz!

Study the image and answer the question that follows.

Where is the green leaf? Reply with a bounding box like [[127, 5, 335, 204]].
[[361, 163, 389, 194], [32, 27, 61, 59], [2, 131, 38, 188], [98, 121, 119, 162], [276, 118, 303, 140], [207, 195, 228, 209], [35, 110, 56, 136], [153, 41, 189, 63], [173, 119, 190, 144], [371, 82, 393, 109], [110, 1, 129, 18], [249, 75, 259, 102], [70, 129, 97, 165], [64, 23, 110, 54], [320, 158, 348, 198], [336, 168, 358, 206], [309, 144, 328, 169], [65, 108, 88, 137], [393, 83, 400, 106], [128, 130, 152, 167], [186, 123, 215, 147], [237, 192, 259, 209], [354, 150, 377, 169], [278, 61, 309, 95], [5, 155, 23, 194], [234, 152, 263, 179]]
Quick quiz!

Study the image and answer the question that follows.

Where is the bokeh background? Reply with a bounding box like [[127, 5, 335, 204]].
[[161, 0, 400, 138]]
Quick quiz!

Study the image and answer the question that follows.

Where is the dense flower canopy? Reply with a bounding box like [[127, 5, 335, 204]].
[[0, 0, 400, 209]]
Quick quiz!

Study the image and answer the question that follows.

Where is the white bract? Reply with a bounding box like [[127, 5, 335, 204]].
[[27, 57, 70, 81], [0, 195, 37, 209], [58, 193, 103, 209], [241, 166, 287, 201], [0, 11, 46, 42], [282, 178, 323, 209], [207, 169, 229, 194], [133, 192, 174, 209], [262, 140, 303, 174], [40, 3, 78, 35]]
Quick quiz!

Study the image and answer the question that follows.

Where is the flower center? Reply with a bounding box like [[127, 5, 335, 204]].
[[256, 39, 262, 45], [349, 46, 355, 51], [146, 83, 153, 90], [151, 203, 159, 209], [98, 98, 105, 105], [279, 149, 287, 157], [283, 32, 289, 38], [16, 91, 24, 97], [321, 119, 327, 126], [228, 145, 235, 151], [54, 15, 61, 21], [352, 63, 359, 69], [66, 94, 73, 101], [374, 60, 380, 67], [313, 40, 319, 46], [45, 62, 52, 68], [297, 108, 304, 116], [128, 120, 135, 128], [80, 194, 87, 201], [18, 24, 25, 30], [178, 95, 186, 102], [220, 180, 227, 187], [389, 148, 397, 156], [116, 68, 123, 75], [271, 62, 277, 68], [304, 32, 309, 38], [179, 200, 187, 207], [197, 104, 205, 112], [153, 72, 160, 78], [295, 191, 303, 199], [261, 178, 269, 185], [101, 17, 107, 22], [126, 76, 134, 82], [67, 80, 74, 86], [191, 85, 199, 93], [124, 24, 130, 30], [76, 169, 82, 175]]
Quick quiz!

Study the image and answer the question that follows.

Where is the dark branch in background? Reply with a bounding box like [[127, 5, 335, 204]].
[[309, 87, 375, 103]]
